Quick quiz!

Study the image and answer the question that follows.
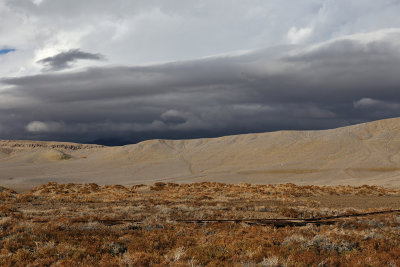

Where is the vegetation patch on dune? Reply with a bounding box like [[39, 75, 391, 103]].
[[42, 150, 72, 161]]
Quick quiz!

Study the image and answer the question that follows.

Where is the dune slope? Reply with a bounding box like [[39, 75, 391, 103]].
[[1, 117, 400, 189]]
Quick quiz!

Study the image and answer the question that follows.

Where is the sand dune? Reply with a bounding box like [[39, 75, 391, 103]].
[[2, 117, 400, 190]]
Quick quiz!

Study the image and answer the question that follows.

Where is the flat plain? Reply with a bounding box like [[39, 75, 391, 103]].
[[1, 182, 400, 266]]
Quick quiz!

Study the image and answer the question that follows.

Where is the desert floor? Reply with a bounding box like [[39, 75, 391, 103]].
[[1, 182, 400, 266]]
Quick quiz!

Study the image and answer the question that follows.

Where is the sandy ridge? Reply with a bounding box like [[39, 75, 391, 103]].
[[1, 117, 400, 190]]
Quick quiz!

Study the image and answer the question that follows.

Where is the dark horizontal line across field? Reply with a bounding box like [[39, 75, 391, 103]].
[[30, 209, 400, 227]]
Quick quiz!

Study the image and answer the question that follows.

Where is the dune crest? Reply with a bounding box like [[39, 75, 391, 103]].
[[2, 117, 400, 190]]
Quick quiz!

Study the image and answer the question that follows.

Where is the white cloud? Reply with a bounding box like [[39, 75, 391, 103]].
[[26, 121, 49, 132], [32, 0, 44, 6], [161, 109, 187, 122], [287, 27, 313, 44], [25, 121, 62, 133], [353, 98, 381, 108], [354, 98, 400, 110]]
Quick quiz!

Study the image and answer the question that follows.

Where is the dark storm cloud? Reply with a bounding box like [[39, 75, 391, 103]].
[[37, 49, 105, 71], [1, 30, 400, 145]]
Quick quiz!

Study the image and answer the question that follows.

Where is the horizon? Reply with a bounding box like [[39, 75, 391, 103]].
[[1, 116, 398, 146]]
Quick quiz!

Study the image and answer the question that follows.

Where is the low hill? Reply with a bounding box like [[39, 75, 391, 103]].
[[2, 117, 400, 190]]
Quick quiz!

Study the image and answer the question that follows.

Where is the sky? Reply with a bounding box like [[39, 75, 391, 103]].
[[1, 0, 400, 145]]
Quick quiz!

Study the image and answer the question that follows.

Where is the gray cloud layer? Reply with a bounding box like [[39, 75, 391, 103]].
[[1, 29, 400, 145], [37, 49, 105, 71]]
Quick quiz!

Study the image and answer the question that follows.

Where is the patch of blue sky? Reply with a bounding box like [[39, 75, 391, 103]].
[[0, 48, 16, 55]]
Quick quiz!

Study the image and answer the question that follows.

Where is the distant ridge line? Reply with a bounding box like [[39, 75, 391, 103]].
[[1, 117, 400, 148]]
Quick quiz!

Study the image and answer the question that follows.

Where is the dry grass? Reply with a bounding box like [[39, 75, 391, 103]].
[[1, 182, 400, 266]]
